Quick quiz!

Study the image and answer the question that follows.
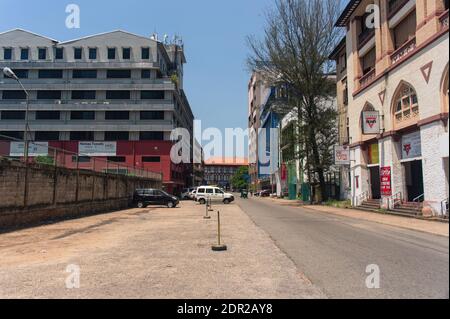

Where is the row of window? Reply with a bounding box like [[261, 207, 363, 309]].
[[0, 110, 165, 121], [2, 47, 151, 61], [1, 90, 166, 100], [70, 156, 161, 164], [0, 131, 165, 141], [3, 69, 157, 79]]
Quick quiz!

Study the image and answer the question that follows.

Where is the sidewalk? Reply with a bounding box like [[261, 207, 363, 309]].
[[261, 197, 448, 237], [303, 205, 449, 237], [0, 201, 325, 299]]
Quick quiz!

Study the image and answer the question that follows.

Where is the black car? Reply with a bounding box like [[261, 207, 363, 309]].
[[133, 189, 179, 208]]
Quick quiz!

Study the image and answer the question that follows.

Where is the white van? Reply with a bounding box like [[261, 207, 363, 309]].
[[195, 186, 235, 205]]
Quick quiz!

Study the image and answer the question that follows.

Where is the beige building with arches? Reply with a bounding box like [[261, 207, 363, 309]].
[[333, 0, 449, 216]]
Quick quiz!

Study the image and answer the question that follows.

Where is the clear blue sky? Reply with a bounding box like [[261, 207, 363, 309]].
[[0, 0, 274, 157]]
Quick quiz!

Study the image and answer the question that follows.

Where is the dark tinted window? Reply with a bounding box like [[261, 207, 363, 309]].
[[35, 131, 60, 141], [1, 111, 25, 120], [141, 69, 151, 78], [0, 131, 24, 140], [89, 48, 97, 59], [122, 48, 131, 59], [37, 91, 62, 100], [4, 48, 12, 60], [71, 111, 95, 120], [38, 48, 47, 60], [142, 48, 150, 59], [104, 131, 129, 141], [106, 91, 130, 99], [74, 48, 82, 60], [55, 48, 64, 59], [107, 69, 131, 78], [141, 91, 165, 99], [139, 131, 164, 141], [105, 111, 129, 120], [2, 91, 26, 99], [35, 111, 60, 120], [142, 156, 160, 163], [71, 91, 96, 99], [73, 69, 97, 78], [70, 131, 94, 141], [10, 69, 28, 79], [38, 69, 63, 78], [107, 156, 126, 163], [141, 111, 164, 120], [72, 156, 91, 163], [20, 48, 29, 60], [108, 48, 116, 59]]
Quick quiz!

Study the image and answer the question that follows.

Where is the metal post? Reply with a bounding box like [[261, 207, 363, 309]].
[[75, 154, 80, 202], [212, 211, 227, 251], [22, 85, 30, 207]]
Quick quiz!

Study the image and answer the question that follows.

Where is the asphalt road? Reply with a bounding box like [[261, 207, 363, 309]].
[[236, 197, 449, 299]]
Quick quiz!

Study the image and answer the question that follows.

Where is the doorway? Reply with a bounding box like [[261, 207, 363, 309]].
[[403, 160, 424, 202], [369, 166, 381, 199]]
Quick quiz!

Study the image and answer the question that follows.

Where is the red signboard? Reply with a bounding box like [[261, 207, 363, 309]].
[[380, 166, 392, 196]]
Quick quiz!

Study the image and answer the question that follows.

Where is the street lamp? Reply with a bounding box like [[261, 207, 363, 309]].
[[3, 67, 30, 162]]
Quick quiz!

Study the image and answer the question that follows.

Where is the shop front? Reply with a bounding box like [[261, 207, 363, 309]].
[[399, 131, 424, 202]]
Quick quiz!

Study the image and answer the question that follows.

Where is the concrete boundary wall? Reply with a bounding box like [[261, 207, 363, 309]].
[[0, 159, 161, 230]]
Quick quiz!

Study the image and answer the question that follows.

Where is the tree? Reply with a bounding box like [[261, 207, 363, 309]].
[[247, 0, 341, 201], [231, 166, 249, 190], [35, 155, 54, 166]]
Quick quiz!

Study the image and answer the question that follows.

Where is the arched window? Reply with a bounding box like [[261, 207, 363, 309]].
[[393, 83, 419, 124]]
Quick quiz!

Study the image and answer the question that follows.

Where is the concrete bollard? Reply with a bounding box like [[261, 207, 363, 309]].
[[212, 211, 227, 251], [204, 198, 211, 219], [208, 197, 214, 212]]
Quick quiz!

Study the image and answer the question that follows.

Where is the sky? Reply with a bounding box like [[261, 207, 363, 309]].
[[0, 0, 275, 158]]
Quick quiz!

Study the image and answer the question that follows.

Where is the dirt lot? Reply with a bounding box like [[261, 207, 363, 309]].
[[0, 201, 325, 299]]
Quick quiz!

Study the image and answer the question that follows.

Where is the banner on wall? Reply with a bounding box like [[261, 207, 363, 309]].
[[402, 131, 422, 159], [78, 142, 117, 156], [362, 111, 380, 134], [380, 166, 392, 196], [10, 142, 49, 157], [334, 145, 350, 165]]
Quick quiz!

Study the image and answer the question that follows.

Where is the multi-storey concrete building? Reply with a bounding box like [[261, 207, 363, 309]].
[[332, 0, 449, 216], [0, 29, 194, 195], [204, 157, 248, 190], [248, 72, 266, 191], [330, 37, 351, 200]]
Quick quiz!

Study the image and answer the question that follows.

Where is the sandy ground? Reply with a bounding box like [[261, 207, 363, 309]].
[[0, 201, 325, 299]]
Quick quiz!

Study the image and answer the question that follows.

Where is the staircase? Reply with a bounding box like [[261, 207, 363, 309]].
[[358, 198, 381, 212], [389, 201, 423, 217]]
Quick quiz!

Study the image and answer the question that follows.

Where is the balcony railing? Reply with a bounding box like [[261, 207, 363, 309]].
[[359, 68, 376, 88], [439, 9, 449, 30], [358, 29, 375, 49], [391, 37, 416, 65], [388, 0, 410, 18]]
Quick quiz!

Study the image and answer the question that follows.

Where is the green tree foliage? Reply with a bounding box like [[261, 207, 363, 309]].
[[231, 166, 249, 190]]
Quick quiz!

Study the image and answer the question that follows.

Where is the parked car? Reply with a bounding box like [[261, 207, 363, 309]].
[[260, 190, 271, 197], [195, 186, 235, 205], [133, 189, 179, 208], [189, 189, 197, 200], [181, 188, 196, 200]]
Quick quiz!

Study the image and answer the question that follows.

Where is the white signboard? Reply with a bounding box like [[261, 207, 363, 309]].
[[334, 145, 350, 165], [78, 142, 117, 156], [362, 111, 380, 134], [10, 142, 49, 157], [402, 131, 422, 159]]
